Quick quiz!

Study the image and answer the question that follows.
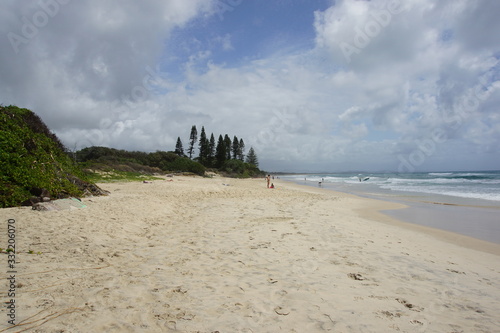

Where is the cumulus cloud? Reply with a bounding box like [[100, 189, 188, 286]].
[[1, 0, 211, 129], [312, 0, 500, 170], [1, 0, 499, 171]]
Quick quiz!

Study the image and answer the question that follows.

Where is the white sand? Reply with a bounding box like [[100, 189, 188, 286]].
[[1, 176, 499, 332]]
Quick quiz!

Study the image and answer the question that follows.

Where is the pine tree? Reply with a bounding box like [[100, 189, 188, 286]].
[[245, 147, 258, 167], [238, 138, 245, 161], [224, 134, 232, 160], [174, 137, 184, 156], [232, 136, 240, 160], [208, 133, 216, 167], [215, 135, 226, 167], [198, 126, 209, 165], [187, 125, 197, 159]]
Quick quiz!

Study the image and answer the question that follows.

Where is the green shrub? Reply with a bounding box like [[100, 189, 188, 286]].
[[221, 159, 264, 178], [0, 105, 102, 207], [164, 157, 205, 176]]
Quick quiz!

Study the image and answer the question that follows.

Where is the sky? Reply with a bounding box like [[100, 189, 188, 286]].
[[1, 0, 499, 173]]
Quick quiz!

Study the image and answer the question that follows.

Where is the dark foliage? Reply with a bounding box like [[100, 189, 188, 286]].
[[76, 146, 205, 176], [19, 108, 68, 153], [221, 159, 262, 178]]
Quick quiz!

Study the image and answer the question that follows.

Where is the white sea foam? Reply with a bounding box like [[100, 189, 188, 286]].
[[282, 171, 500, 202]]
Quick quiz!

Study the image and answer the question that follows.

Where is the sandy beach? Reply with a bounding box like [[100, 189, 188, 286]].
[[1, 176, 499, 332]]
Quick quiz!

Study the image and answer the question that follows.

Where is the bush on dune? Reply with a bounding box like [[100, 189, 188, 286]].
[[0, 105, 105, 208]]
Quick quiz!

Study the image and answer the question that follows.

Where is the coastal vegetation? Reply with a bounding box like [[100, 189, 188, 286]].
[[0, 105, 105, 208], [77, 125, 263, 179], [174, 125, 261, 176], [76, 147, 206, 178], [1, 105, 263, 207]]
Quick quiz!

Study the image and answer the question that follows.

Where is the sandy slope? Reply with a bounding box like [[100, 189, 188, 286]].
[[1, 176, 499, 332]]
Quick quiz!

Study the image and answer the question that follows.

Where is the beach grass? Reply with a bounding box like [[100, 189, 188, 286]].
[[84, 169, 163, 183]]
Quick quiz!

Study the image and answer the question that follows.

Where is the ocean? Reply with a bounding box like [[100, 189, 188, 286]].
[[281, 171, 500, 204], [280, 171, 500, 244]]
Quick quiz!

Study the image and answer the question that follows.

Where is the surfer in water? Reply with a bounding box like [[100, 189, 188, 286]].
[[358, 175, 370, 182]]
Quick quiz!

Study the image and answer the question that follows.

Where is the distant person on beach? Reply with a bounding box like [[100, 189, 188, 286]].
[[266, 174, 271, 188]]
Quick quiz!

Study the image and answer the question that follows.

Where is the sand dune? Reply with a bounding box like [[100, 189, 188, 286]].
[[1, 176, 499, 332]]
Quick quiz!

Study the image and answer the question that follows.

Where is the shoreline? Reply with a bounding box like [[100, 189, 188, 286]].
[[283, 178, 500, 250], [1, 175, 499, 332]]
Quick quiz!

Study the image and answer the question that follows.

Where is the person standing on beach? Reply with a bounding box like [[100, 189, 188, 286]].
[[266, 174, 271, 188]]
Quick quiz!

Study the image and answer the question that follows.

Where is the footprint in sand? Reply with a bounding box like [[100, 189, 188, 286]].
[[396, 298, 424, 312], [274, 306, 290, 316], [348, 273, 365, 281], [447, 268, 466, 275]]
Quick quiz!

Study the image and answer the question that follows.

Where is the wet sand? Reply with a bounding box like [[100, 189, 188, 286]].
[[297, 179, 500, 246], [383, 201, 500, 245]]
